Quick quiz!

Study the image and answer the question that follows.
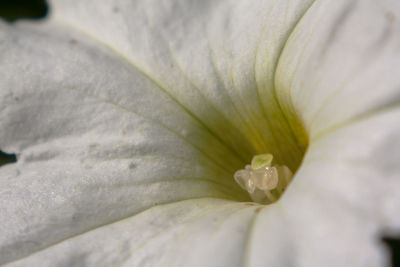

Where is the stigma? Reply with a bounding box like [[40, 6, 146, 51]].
[[234, 154, 293, 204]]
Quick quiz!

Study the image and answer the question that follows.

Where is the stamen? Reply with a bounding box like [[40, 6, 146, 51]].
[[234, 154, 293, 204]]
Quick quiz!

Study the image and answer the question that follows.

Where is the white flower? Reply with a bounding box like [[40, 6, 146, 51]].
[[1, 0, 399, 266]]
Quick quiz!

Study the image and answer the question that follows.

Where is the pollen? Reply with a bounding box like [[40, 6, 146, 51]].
[[234, 154, 293, 204]]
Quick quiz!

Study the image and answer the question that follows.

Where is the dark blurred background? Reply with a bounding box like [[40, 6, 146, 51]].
[[0, 1, 399, 266], [0, 0, 47, 22]]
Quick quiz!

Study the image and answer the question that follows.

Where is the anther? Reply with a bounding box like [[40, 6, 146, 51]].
[[234, 154, 293, 204]]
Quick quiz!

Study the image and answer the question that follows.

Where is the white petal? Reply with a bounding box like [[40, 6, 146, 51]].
[[272, 0, 400, 266], [275, 0, 400, 234], [0, 20, 247, 263], [244, 111, 400, 267], [274, 108, 400, 267], [49, 0, 314, 168], [1, 0, 315, 264], [2, 0, 399, 266], [5, 199, 262, 267], [276, 0, 400, 140]]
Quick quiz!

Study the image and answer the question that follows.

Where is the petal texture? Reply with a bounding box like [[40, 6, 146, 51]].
[[276, 0, 400, 140], [5, 199, 261, 267], [49, 0, 314, 168], [0, 0, 314, 264], [271, 0, 400, 266], [1, 0, 400, 266], [0, 20, 245, 263]]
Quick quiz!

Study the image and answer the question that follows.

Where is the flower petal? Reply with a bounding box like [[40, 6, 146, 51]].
[[0, 20, 247, 263], [49, 0, 315, 168], [275, 0, 400, 235], [4, 199, 261, 267], [270, 0, 400, 266], [3, 0, 399, 266], [274, 108, 400, 267], [1, 0, 315, 263], [275, 0, 400, 140]]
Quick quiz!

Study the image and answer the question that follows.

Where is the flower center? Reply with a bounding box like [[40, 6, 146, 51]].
[[234, 154, 293, 204]]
